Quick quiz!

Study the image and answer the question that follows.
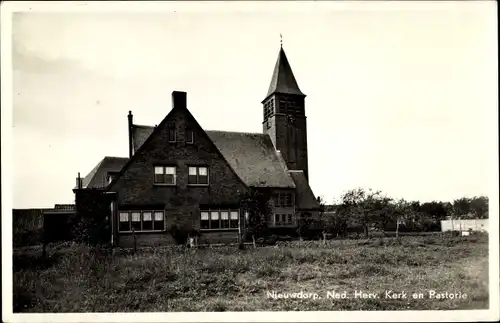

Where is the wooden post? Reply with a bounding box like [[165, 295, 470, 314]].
[[396, 219, 400, 239], [132, 228, 137, 253]]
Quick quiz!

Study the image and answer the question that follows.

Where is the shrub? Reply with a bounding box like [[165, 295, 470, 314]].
[[170, 225, 192, 245]]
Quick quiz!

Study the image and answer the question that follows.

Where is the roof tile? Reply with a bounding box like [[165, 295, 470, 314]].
[[265, 47, 305, 99], [78, 156, 129, 189]]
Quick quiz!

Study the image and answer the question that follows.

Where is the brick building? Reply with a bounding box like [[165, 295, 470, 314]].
[[75, 46, 321, 247]]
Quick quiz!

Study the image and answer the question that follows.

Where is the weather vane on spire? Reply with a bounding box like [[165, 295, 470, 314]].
[[280, 33, 283, 47]]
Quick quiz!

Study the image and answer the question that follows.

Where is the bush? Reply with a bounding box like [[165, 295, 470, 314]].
[[170, 225, 200, 245], [13, 229, 43, 248]]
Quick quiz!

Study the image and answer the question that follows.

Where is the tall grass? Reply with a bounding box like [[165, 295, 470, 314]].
[[13, 233, 489, 312]]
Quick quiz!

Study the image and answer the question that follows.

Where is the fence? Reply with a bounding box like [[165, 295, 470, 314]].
[[440, 219, 488, 232]]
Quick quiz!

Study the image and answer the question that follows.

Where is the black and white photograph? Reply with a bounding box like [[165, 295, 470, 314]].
[[2, 1, 498, 322]]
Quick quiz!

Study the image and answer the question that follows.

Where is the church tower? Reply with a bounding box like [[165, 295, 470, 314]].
[[262, 45, 309, 181]]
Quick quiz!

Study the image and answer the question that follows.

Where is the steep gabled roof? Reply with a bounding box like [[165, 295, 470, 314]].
[[109, 94, 250, 193], [289, 170, 321, 210], [131, 124, 296, 188], [77, 156, 129, 189], [264, 46, 305, 101]]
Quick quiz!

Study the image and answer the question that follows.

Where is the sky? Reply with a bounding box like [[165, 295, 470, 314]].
[[6, 1, 498, 208]]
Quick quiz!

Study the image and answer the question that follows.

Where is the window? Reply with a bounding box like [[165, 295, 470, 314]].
[[131, 211, 141, 231], [210, 211, 220, 229], [200, 209, 240, 230], [119, 212, 130, 232], [273, 192, 294, 207], [143, 211, 153, 230], [118, 210, 165, 232], [264, 99, 274, 122], [230, 211, 239, 228], [154, 166, 176, 185], [220, 211, 229, 228], [107, 174, 116, 185], [201, 211, 210, 229], [279, 99, 286, 113], [273, 213, 294, 226], [185, 128, 194, 144], [188, 166, 209, 185], [167, 123, 176, 142], [154, 211, 165, 231]]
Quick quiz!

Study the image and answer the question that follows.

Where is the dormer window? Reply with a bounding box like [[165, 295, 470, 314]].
[[107, 172, 118, 185], [167, 123, 176, 142]]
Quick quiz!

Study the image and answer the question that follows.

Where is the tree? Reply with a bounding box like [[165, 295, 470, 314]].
[[393, 199, 412, 237], [469, 196, 489, 219], [340, 188, 392, 239], [296, 212, 315, 242], [321, 205, 349, 238], [419, 201, 449, 222], [317, 196, 329, 242], [239, 187, 272, 247], [452, 197, 472, 218]]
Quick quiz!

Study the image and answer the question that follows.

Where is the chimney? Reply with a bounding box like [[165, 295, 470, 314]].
[[128, 111, 133, 158], [76, 172, 82, 189], [172, 91, 187, 110]]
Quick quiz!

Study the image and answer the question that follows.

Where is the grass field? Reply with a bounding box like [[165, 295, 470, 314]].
[[13, 233, 489, 312]]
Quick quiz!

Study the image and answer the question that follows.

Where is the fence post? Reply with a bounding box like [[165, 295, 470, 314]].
[[132, 228, 137, 253]]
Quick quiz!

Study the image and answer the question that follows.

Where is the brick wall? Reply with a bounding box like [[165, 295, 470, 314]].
[[198, 230, 240, 245], [264, 94, 309, 180], [118, 232, 176, 248], [109, 92, 248, 237]]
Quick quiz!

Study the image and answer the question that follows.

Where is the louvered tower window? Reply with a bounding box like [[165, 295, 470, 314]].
[[264, 98, 275, 128]]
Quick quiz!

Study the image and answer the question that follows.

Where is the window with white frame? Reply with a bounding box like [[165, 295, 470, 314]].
[[119, 211, 130, 232], [188, 166, 209, 185], [154, 166, 176, 185], [220, 211, 229, 229], [154, 211, 164, 230], [143, 211, 153, 230], [273, 213, 294, 226], [167, 123, 176, 142], [200, 211, 210, 230], [185, 128, 194, 144], [230, 211, 239, 228], [118, 210, 165, 232], [272, 192, 294, 208], [200, 209, 239, 230], [131, 211, 141, 231]]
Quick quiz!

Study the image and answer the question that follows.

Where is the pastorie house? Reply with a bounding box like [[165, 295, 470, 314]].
[[74, 46, 321, 247]]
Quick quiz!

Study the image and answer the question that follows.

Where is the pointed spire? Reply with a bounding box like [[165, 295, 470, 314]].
[[264, 45, 305, 100]]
